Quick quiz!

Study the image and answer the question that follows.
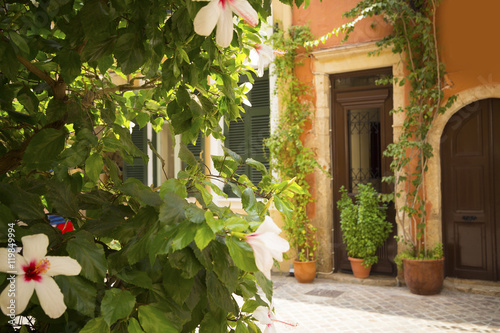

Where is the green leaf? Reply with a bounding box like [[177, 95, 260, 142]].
[[210, 241, 238, 293], [159, 192, 187, 225], [86, 153, 104, 183], [206, 271, 238, 313], [171, 221, 197, 251], [117, 269, 153, 290], [23, 128, 66, 170], [194, 223, 215, 250], [17, 86, 38, 113], [194, 183, 212, 205], [162, 263, 195, 305], [8, 31, 29, 55], [178, 144, 197, 166], [114, 32, 145, 74], [80, 317, 110, 333], [235, 321, 250, 333], [159, 179, 188, 200], [185, 205, 206, 224], [0, 183, 45, 220], [205, 211, 224, 233], [101, 289, 136, 326], [120, 178, 162, 207], [54, 275, 97, 318], [138, 304, 178, 333], [225, 236, 257, 272], [46, 178, 80, 219], [66, 231, 107, 283], [242, 188, 257, 214], [254, 271, 273, 301], [169, 247, 202, 279], [245, 158, 267, 176], [224, 216, 249, 232], [128, 318, 145, 333], [0, 40, 20, 81], [46, 98, 69, 123], [56, 49, 82, 83], [241, 299, 261, 313]]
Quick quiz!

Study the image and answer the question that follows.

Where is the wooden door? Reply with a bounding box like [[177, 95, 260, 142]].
[[331, 68, 397, 275], [441, 99, 500, 281]]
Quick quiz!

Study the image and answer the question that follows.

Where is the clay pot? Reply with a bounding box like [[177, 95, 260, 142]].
[[403, 257, 445, 295], [348, 257, 372, 279], [293, 260, 316, 283]]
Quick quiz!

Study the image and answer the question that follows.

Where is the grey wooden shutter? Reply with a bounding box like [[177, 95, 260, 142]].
[[123, 125, 148, 184], [224, 71, 270, 195]]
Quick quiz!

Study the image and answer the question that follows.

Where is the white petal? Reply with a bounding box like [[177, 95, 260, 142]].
[[0, 248, 27, 273], [21, 234, 48, 262], [34, 276, 66, 318], [257, 57, 264, 77], [194, 0, 221, 36], [256, 216, 282, 235], [253, 306, 272, 324], [254, 232, 289, 261], [228, 0, 258, 27], [264, 323, 277, 333], [45, 256, 81, 277], [0, 276, 35, 316], [216, 5, 234, 47], [247, 238, 273, 279]]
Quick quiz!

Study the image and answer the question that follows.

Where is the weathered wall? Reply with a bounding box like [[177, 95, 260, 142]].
[[425, 0, 500, 248]]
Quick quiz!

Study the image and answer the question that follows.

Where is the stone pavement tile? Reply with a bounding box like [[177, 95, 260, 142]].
[[266, 275, 500, 333]]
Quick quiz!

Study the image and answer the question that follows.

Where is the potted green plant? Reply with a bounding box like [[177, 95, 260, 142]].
[[337, 183, 392, 279]]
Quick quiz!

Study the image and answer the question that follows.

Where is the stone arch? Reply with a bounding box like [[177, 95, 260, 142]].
[[425, 84, 500, 245]]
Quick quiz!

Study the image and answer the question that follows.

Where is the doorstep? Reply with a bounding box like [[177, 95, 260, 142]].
[[444, 277, 500, 297]]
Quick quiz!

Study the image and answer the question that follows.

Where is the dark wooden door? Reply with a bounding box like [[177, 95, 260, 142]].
[[441, 99, 500, 281], [331, 68, 397, 275]]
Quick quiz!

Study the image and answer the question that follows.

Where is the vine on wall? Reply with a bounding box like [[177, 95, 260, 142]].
[[341, 0, 456, 257], [266, 26, 321, 262]]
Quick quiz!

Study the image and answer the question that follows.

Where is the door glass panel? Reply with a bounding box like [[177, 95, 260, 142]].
[[348, 108, 381, 192]]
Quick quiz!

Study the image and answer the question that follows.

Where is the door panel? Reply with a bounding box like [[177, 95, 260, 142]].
[[441, 99, 499, 281], [331, 68, 396, 275]]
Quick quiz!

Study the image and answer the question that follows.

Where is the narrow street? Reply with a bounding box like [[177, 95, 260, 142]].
[[268, 275, 500, 332]]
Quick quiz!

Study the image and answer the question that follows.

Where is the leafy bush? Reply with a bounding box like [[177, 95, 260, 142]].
[[337, 184, 392, 267]]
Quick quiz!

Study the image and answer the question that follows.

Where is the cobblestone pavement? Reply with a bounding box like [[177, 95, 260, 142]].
[[267, 275, 500, 333]]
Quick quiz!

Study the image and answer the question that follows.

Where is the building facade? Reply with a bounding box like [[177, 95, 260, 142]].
[[275, 0, 500, 281]]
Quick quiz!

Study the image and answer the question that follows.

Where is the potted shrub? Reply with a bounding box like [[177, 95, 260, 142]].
[[337, 183, 392, 279]]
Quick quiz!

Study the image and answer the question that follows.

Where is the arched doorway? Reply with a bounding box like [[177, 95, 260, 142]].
[[441, 98, 500, 281]]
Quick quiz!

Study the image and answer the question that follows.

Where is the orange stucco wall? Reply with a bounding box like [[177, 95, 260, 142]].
[[437, 0, 500, 100], [292, 0, 392, 49]]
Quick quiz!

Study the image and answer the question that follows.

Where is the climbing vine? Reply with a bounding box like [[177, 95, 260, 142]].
[[266, 26, 321, 262], [341, 0, 456, 257]]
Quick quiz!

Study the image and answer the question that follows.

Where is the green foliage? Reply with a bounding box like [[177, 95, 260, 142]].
[[265, 26, 322, 262], [337, 184, 392, 267], [0, 0, 305, 331], [342, 0, 455, 257], [394, 242, 443, 270]]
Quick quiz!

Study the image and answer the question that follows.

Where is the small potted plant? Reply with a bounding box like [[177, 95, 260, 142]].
[[337, 183, 392, 278]]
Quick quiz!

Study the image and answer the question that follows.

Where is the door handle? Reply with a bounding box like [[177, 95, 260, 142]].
[[462, 216, 477, 221]]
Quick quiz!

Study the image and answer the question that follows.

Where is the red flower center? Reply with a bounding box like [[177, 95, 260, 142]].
[[23, 259, 50, 282]]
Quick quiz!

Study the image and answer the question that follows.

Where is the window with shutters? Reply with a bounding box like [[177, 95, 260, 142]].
[[123, 123, 158, 186], [224, 71, 270, 195]]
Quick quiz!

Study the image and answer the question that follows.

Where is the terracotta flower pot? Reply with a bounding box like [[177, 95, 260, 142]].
[[348, 257, 372, 279], [293, 260, 316, 283], [403, 257, 445, 295]]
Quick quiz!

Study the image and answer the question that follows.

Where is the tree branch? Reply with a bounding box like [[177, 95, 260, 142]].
[[16, 55, 56, 88]]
